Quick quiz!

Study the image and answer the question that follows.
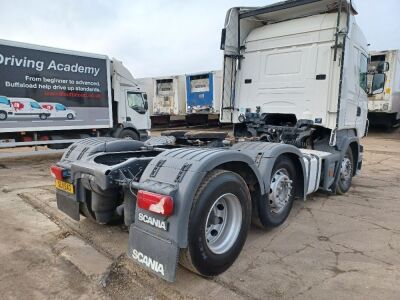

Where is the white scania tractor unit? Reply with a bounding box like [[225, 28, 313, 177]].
[[53, 0, 368, 282]]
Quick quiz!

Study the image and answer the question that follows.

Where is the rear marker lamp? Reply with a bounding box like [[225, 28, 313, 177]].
[[50, 165, 69, 180], [137, 190, 174, 216]]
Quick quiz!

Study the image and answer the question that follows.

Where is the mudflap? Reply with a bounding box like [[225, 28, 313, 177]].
[[56, 192, 80, 221], [128, 224, 180, 282]]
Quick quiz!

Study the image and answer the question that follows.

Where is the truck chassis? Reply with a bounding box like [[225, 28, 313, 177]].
[[53, 129, 362, 282]]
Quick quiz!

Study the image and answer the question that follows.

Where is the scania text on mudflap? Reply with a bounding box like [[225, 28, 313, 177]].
[[53, 0, 368, 282]]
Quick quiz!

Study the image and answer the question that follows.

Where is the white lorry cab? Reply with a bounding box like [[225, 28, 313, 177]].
[[9, 98, 51, 120], [220, 0, 369, 145], [40, 103, 77, 120], [0, 95, 14, 121], [367, 50, 400, 129]]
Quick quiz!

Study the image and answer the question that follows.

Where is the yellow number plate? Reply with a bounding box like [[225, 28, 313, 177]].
[[55, 179, 74, 194]]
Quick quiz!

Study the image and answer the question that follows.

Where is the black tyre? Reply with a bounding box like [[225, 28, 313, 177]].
[[79, 194, 123, 225], [80, 202, 96, 221], [67, 113, 74, 120], [336, 147, 354, 195], [0, 111, 7, 121], [180, 169, 251, 277], [39, 113, 48, 120], [119, 129, 139, 140], [256, 155, 296, 228]]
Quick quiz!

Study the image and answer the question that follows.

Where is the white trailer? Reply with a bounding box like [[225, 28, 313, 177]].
[[0, 39, 151, 148], [368, 50, 400, 128]]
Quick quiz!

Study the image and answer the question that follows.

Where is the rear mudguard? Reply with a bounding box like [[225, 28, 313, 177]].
[[134, 142, 308, 247], [129, 142, 307, 281]]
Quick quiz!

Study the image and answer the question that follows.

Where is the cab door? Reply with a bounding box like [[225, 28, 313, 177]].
[[124, 90, 149, 130], [356, 53, 369, 137], [55, 104, 67, 118]]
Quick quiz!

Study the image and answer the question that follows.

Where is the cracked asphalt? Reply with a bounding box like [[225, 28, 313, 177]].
[[0, 129, 399, 299]]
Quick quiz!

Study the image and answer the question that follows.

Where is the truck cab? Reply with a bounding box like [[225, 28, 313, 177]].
[[0, 96, 13, 121], [220, 0, 368, 146], [111, 59, 150, 140], [367, 50, 400, 128]]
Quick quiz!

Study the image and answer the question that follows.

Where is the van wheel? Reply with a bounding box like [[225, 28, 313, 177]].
[[119, 129, 139, 140], [180, 169, 251, 277], [336, 147, 354, 195], [0, 111, 7, 121], [256, 155, 296, 228], [39, 113, 48, 120], [67, 113, 74, 120]]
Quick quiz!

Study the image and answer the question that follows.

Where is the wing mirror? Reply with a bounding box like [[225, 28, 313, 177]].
[[370, 73, 386, 95], [220, 28, 226, 50], [143, 94, 149, 110], [376, 62, 389, 73]]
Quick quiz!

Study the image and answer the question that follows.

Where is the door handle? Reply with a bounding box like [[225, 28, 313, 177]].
[[357, 106, 361, 117]]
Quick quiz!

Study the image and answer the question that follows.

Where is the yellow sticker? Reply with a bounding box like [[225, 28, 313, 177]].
[[385, 88, 391, 94]]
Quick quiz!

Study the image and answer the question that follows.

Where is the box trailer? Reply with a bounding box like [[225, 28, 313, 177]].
[[185, 70, 222, 126], [147, 76, 186, 127], [53, 0, 367, 282], [367, 50, 400, 129], [0, 39, 150, 148]]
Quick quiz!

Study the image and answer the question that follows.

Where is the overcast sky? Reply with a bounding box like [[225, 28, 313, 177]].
[[0, 0, 399, 78]]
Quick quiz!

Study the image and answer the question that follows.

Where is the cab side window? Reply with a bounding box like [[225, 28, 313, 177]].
[[55, 104, 66, 111], [359, 54, 368, 93], [30, 102, 41, 109], [0, 97, 10, 106]]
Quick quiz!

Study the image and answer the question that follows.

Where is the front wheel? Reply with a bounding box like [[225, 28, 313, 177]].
[[336, 147, 354, 195], [119, 129, 139, 140], [39, 113, 48, 120], [0, 111, 7, 121], [180, 169, 251, 277], [67, 113, 74, 120], [255, 155, 297, 228]]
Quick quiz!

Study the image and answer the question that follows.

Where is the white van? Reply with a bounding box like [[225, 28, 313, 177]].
[[40, 103, 77, 120], [9, 98, 51, 120], [0, 96, 14, 121]]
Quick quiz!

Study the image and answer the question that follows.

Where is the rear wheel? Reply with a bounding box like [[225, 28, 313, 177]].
[[180, 169, 251, 277], [119, 129, 139, 140], [39, 113, 48, 120], [256, 155, 296, 228], [336, 147, 354, 195], [0, 111, 7, 121]]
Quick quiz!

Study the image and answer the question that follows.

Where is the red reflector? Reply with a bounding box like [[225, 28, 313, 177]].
[[137, 190, 174, 216], [50, 165, 65, 180]]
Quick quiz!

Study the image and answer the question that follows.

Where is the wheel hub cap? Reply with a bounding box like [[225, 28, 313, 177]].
[[205, 193, 242, 254], [269, 169, 292, 214], [340, 157, 352, 182]]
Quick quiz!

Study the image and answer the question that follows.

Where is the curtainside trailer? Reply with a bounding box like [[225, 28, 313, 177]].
[[0, 39, 150, 148], [53, 0, 368, 282]]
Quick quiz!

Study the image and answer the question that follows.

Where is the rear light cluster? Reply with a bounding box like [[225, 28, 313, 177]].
[[137, 190, 174, 216], [50, 165, 69, 180]]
